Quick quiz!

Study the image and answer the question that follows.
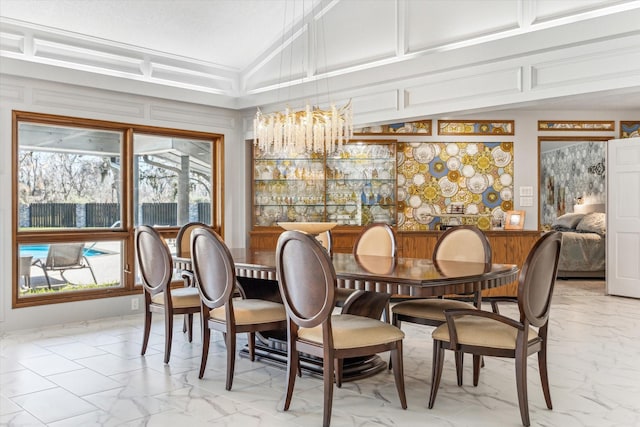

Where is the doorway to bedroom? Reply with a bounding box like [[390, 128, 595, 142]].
[[538, 136, 608, 293]]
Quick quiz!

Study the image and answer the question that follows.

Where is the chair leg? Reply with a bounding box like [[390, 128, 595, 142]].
[[43, 269, 52, 289], [472, 354, 481, 386], [515, 345, 531, 427], [389, 316, 400, 371], [186, 314, 194, 342], [163, 311, 173, 364], [283, 340, 298, 411], [198, 321, 210, 379], [538, 343, 553, 410], [323, 353, 335, 427], [182, 314, 187, 333], [335, 358, 343, 388], [454, 351, 464, 386], [248, 332, 256, 361], [141, 308, 152, 356], [428, 341, 445, 409], [391, 342, 408, 409], [225, 331, 236, 391]]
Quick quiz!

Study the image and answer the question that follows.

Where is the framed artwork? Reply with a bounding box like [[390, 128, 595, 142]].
[[504, 210, 525, 230], [355, 120, 432, 135], [546, 175, 554, 205], [538, 120, 614, 131], [438, 120, 514, 135], [620, 121, 640, 138]]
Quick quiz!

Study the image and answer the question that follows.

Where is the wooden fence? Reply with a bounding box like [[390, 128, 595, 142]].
[[26, 202, 211, 228]]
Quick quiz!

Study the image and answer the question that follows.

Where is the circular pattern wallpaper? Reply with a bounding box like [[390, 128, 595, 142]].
[[397, 142, 513, 231]]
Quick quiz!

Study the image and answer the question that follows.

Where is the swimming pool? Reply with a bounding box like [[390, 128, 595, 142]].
[[19, 244, 107, 259]]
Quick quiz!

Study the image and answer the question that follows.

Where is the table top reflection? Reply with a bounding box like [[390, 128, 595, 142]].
[[223, 248, 518, 297]]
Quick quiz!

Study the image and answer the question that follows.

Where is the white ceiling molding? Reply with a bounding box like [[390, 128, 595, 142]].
[[1, 0, 640, 120]]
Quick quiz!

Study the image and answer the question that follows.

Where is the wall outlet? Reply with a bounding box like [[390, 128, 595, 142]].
[[131, 298, 139, 310]]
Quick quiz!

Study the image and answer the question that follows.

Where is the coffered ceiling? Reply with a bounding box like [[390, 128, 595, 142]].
[[1, 0, 639, 115]]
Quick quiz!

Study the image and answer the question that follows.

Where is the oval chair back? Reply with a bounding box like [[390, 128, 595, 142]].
[[316, 229, 333, 256], [433, 225, 491, 264], [277, 230, 336, 328], [176, 221, 210, 258], [190, 227, 236, 310], [353, 223, 397, 257], [518, 231, 563, 328], [135, 225, 172, 297]]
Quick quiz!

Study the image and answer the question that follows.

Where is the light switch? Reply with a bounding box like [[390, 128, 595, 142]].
[[520, 196, 533, 206], [519, 186, 533, 197]]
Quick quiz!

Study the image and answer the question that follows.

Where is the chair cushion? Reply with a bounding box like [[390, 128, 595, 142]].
[[151, 284, 201, 308], [392, 298, 476, 322], [432, 315, 538, 350], [298, 314, 404, 349], [210, 299, 286, 325]]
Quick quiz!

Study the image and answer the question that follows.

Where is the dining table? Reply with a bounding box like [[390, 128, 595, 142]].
[[175, 248, 519, 381]]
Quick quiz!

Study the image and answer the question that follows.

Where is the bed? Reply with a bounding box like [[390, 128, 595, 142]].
[[551, 204, 606, 279]]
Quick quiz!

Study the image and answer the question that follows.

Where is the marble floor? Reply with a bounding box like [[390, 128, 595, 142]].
[[1, 280, 639, 427]]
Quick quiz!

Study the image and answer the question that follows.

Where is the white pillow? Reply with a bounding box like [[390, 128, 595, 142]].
[[552, 213, 585, 230], [576, 212, 606, 235]]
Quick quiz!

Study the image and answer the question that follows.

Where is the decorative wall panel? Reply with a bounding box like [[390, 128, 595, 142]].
[[538, 120, 614, 131], [438, 120, 514, 135], [620, 121, 640, 138], [540, 141, 606, 227], [356, 120, 431, 135], [396, 141, 513, 231]]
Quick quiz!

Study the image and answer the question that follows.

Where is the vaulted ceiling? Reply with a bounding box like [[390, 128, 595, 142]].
[[2, 0, 640, 117]]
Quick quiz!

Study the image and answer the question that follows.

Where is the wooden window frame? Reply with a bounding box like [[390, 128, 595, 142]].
[[12, 111, 224, 308]]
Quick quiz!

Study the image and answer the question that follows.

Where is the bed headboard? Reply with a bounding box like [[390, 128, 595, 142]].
[[574, 203, 606, 214]]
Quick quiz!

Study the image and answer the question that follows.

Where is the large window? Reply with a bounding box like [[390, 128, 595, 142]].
[[12, 111, 223, 307]]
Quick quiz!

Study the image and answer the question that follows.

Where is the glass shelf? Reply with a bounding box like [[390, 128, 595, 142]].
[[253, 141, 396, 227]]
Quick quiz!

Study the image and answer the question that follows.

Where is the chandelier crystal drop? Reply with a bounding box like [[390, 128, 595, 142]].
[[254, 100, 353, 154]]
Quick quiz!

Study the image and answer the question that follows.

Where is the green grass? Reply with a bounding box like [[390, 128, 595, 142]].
[[19, 281, 120, 295]]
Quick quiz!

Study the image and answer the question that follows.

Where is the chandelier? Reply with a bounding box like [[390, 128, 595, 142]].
[[254, 100, 353, 154]]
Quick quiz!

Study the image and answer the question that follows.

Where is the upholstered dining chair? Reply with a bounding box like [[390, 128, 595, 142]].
[[391, 225, 491, 384], [276, 230, 407, 427], [335, 223, 397, 306], [428, 231, 562, 427], [316, 229, 333, 256], [136, 225, 201, 364], [175, 222, 210, 334], [190, 227, 287, 390]]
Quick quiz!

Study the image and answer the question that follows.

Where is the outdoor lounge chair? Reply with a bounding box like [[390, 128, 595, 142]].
[[33, 243, 98, 289]]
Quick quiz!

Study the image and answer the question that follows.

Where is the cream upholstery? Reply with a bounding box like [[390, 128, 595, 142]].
[[151, 284, 201, 308], [392, 299, 477, 322], [434, 228, 487, 262], [298, 314, 405, 349], [210, 299, 286, 325], [355, 226, 394, 256], [432, 316, 539, 350]]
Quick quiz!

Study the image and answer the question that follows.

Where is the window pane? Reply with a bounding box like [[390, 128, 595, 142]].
[[18, 123, 122, 230], [18, 241, 122, 295], [133, 134, 212, 227]]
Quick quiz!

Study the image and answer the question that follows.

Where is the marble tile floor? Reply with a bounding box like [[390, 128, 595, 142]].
[[1, 280, 639, 427]]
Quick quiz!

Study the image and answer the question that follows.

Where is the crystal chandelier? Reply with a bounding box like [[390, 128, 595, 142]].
[[253, 100, 353, 155]]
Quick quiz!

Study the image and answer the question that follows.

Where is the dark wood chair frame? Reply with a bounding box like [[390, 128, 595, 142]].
[[428, 231, 562, 427], [190, 227, 287, 390], [175, 221, 210, 335], [391, 225, 491, 384], [136, 225, 201, 364], [336, 223, 397, 307], [276, 230, 407, 427]]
